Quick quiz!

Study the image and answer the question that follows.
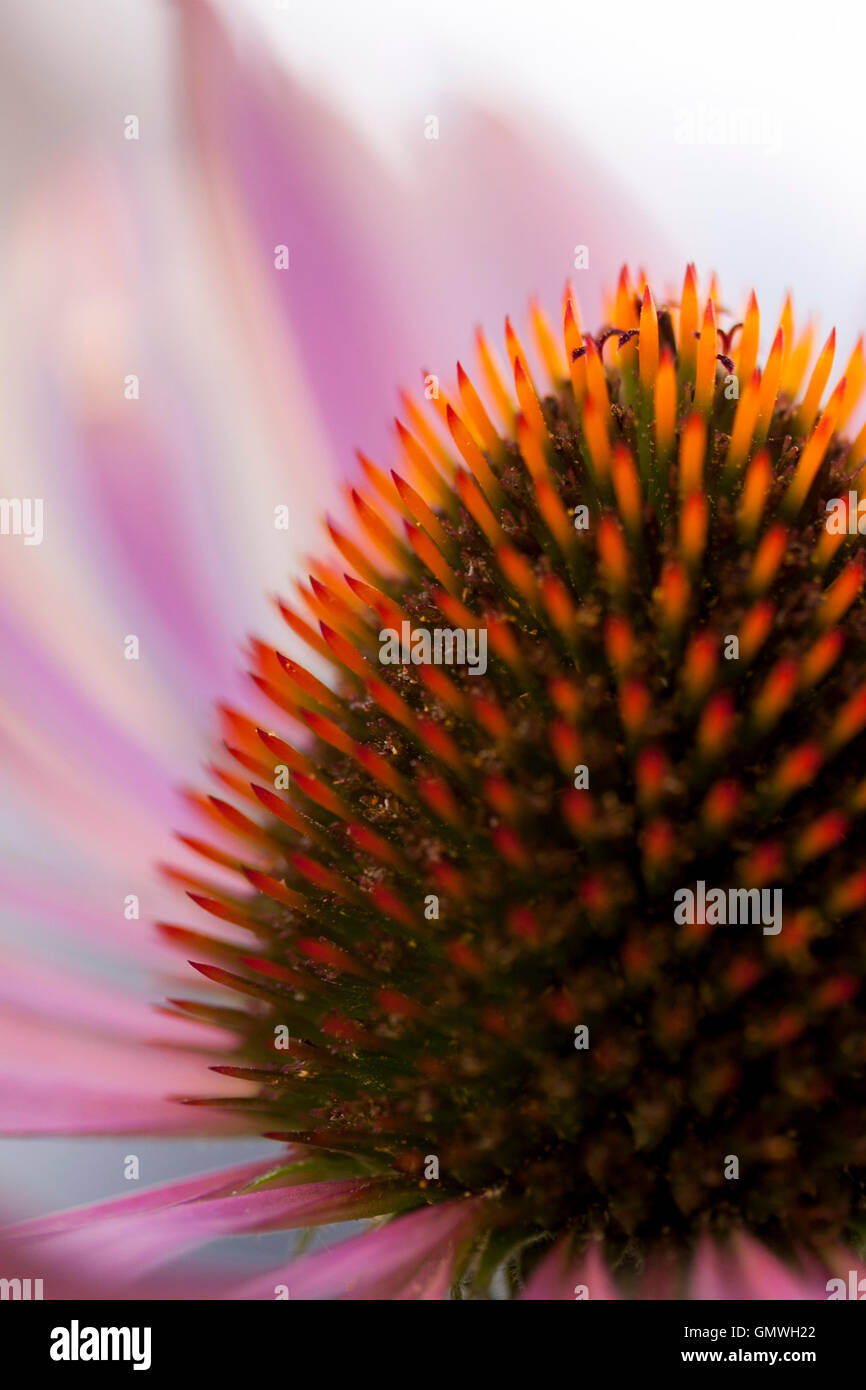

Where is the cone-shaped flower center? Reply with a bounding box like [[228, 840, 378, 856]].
[[172, 269, 866, 1286]]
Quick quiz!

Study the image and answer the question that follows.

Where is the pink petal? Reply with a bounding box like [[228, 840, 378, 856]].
[[0, 946, 231, 1048], [521, 1237, 619, 1300], [0, 1078, 251, 1136], [180, 1, 673, 475], [1, 158, 292, 719], [16, 1176, 413, 1281], [0, 1009, 252, 1136], [520, 1239, 570, 1299], [393, 1248, 458, 1301], [0, 868, 172, 962], [10, 1157, 282, 1239], [730, 1231, 827, 1300], [689, 1235, 740, 1300], [229, 1198, 478, 1300], [180, 0, 422, 470], [690, 1233, 827, 1300]]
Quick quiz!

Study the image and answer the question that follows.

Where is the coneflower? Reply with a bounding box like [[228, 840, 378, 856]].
[[167, 266, 866, 1298]]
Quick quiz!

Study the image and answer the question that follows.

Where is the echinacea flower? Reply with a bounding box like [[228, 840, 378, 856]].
[[8, 258, 866, 1301]]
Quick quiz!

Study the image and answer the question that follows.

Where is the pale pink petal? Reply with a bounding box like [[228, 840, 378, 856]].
[[2, 160, 295, 718], [0, 1080, 248, 1136], [179, 1, 674, 474], [17, 1176, 412, 1280], [4, 1161, 298, 1296], [0, 869, 172, 962], [570, 1241, 619, 1301], [0, 1010, 252, 1136], [690, 1233, 827, 1300], [688, 1236, 737, 1300], [0, 1227, 141, 1301], [0, 153, 329, 909], [730, 1232, 828, 1300], [179, 0, 424, 470], [10, 1157, 282, 1239], [0, 946, 231, 1049], [229, 1198, 478, 1300], [393, 1248, 458, 1301]]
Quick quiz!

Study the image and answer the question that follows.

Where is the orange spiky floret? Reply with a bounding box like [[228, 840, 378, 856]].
[[171, 268, 866, 1296]]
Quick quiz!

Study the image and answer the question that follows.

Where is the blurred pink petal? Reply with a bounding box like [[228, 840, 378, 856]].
[[16, 1174, 414, 1280], [392, 1248, 459, 1301], [521, 1237, 618, 1300], [688, 1236, 740, 1300], [728, 1232, 827, 1300], [0, 945, 231, 1047], [0, 1079, 249, 1137], [10, 1158, 285, 1240], [230, 1198, 479, 1300], [0, 1009, 251, 1135], [179, 0, 672, 471], [690, 1234, 830, 1300]]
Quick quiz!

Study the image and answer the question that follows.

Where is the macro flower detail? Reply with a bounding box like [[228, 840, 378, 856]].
[[140, 264, 866, 1298], [10, 265, 866, 1301]]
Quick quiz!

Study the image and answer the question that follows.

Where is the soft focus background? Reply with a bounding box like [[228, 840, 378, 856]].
[[1, 0, 863, 1240]]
